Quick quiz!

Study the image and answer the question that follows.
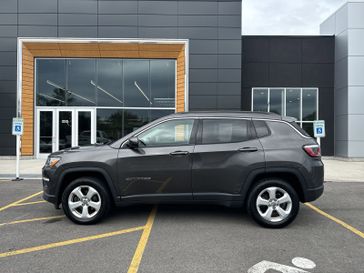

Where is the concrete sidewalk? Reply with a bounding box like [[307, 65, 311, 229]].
[[0, 157, 363, 182]]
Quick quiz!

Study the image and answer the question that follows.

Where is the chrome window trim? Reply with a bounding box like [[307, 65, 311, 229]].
[[252, 118, 312, 139], [120, 116, 269, 148]]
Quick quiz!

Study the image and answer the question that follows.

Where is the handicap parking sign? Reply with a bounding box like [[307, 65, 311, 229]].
[[12, 118, 24, 136], [313, 120, 325, 138]]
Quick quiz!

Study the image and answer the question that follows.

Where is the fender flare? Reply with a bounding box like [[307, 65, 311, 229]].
[[240, 167, 307, 202], [55, 167, 120, 204]]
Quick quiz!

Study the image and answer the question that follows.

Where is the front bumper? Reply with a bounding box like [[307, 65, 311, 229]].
[[43, 191, 57, 204], [42, 166, 59, 207]]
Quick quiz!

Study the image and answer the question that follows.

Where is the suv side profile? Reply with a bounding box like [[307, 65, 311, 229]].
[[42, 112, 324, 228]]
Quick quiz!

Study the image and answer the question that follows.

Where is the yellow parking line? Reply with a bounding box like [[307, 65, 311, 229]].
[[127, 206, 158, 273], [305, 203, 364, 239], [0, 225, 144, 258], [0, 216, 65, 227], [13, 200, 47, 207], [0, 191, 43, 212]]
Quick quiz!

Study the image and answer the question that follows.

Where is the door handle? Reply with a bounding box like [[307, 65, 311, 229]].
[[169, 151, 189, 156], [238, 147, 258, 152]]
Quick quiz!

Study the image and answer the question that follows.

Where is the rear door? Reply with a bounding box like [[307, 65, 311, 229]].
[[192, 118, 265, 200]]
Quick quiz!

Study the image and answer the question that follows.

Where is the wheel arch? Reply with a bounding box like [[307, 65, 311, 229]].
[[242, 168, 307, 203], [55, 167, 119, 207]]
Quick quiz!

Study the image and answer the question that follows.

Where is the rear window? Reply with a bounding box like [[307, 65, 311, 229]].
[[201, 119, 252, 144]]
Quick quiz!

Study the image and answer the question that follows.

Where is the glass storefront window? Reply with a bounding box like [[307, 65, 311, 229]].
[[96, 109, 174, 144], [67, 59, 97, 106], [286, 88, 301, 120], [124, 109, 150, 136], [252, 87, 318, 137], [269, 88, 284, 115], [96, 59, 123, 107], [302, 88, 317, 121], [35, 58, 176, 154], [96, 109, 123, 143], [150, 60, 175, 108], [252, 88, 268, 112], [36, 58, 176, 108], [78, 111, 92, 146], [123, 60, 150, 107], [36, 59, 66, 106]]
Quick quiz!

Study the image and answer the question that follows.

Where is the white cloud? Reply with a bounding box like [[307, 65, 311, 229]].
[[242, 0, 346, 35]]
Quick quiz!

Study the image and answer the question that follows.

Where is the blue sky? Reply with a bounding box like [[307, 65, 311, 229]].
[[242, 0, 347, 35]]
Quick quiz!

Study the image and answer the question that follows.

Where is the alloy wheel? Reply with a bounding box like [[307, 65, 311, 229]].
[[68, 185, 102, 219], [256, 186, 292, 223]]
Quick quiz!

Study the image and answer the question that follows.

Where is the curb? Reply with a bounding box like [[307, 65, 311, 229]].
[[325, 180, 364, 183]]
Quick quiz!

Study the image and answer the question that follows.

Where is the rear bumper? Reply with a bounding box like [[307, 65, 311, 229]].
[[304, 184, 324, 202]]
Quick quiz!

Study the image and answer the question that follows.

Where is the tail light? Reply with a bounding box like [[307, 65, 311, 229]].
[[303, 144, 321, 157]]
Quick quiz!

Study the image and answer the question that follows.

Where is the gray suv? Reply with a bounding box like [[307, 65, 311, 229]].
[[42, 112, 324, 228]]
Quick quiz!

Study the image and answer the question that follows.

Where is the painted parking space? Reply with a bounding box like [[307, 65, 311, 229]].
[[0, 180, 363, 273]]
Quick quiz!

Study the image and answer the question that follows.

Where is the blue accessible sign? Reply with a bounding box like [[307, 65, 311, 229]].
[[313, 120, 325, 138], [12, 117, 24, 136]]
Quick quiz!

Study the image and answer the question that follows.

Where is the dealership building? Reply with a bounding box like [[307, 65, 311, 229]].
[[0, 0, 363, 158]]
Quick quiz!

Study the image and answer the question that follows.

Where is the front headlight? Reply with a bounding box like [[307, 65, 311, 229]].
[[46, 156, 61, 168]]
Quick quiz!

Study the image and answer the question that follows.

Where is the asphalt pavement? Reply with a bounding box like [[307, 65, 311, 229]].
[[0, 179, 363, 273]]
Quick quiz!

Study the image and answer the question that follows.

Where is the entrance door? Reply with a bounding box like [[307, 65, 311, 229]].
[[36, 108, 95, 157], [38, 110, 56, 155], [58, 110, 73, 151]]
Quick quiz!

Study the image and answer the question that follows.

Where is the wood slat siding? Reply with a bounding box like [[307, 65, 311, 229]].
[[21, 42, 186, 156]]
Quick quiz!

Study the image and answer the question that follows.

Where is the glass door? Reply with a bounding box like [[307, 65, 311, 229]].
[[57, 110, 73, 151], [37, 110, 55, 156], [37, 108, 96, 157]]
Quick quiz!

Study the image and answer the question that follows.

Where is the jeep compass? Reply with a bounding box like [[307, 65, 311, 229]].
[[42, 112, 324, 228]]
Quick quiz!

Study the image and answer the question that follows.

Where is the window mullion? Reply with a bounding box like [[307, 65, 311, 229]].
[[300, 88, 303, 126]]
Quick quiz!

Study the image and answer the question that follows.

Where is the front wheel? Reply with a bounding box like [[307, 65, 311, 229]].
[[62, 177, 111, 225], [247, 179, 299, 228]]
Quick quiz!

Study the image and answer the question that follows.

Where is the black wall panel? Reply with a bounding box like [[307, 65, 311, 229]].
[[0, 0, 242, 155], [242, 35, 335, 156]]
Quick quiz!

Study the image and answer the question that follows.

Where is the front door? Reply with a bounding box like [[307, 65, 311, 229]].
[[36, 108, 95, 157], [117, 119, 197, 201]]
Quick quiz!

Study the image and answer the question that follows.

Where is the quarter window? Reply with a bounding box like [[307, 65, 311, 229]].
[[201, 119, 251, 144], [138, 119, 194, 147]]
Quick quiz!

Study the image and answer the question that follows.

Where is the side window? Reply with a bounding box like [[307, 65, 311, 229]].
[[253, 120, 270, 138], [201, 119, 252, 144], [138, 119, 194, 147], [266, 121, 300, 137]]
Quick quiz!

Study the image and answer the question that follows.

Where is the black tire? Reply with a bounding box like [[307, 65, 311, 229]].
[[247, 179, 299, 228], [62, 177, 111, 225]]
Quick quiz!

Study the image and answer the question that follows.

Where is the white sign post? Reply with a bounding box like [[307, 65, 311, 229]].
[[12, 117, 24, 181], [313, 120, 325, 146]]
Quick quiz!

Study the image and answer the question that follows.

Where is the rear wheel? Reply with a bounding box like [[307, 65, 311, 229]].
[[247, 179, 299, 228], [62, 177, 111, 225]]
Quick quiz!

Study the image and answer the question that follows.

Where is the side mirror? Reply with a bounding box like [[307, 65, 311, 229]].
[[127, 137, 139, 149]]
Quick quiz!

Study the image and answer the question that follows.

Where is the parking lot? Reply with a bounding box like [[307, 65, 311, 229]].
[[0, 179, 363, 273]]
